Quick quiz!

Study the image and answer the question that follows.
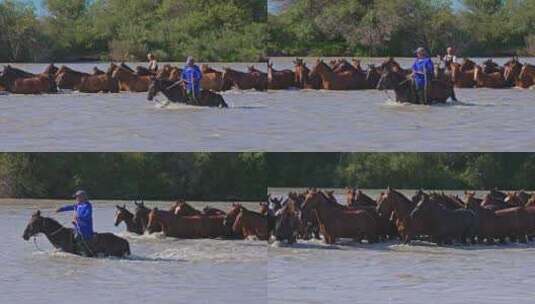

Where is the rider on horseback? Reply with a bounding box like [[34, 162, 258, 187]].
[[412, 47, 434, 104], [182, 56, 203, 105], [56, 190, 94, 256]]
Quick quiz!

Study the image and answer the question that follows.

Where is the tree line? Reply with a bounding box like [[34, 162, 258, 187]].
[[1, 153, 535, 200], [1, 0, 534, 62], [268, 0, 535, 57], [0, 0, 267, 62]]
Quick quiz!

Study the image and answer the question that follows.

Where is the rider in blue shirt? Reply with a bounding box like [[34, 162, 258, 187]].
[[56, 190, 94, 255], [181, 56, 202, 104], [412, 47, 434, 104]]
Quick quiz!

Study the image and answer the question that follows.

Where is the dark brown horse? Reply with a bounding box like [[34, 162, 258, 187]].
[[273, 199, 300, 244], [114, 204, 143, 234], [474, 65, 506, 88], [365, 64, 382, 89], [223, 203, 246, 239], [267, 62, 295, 89], [147, 77, 228, 108], [23, 210, 130, 257], [293, 58, 322, 89], [410, 194, 475, 245], [203, 206, 226, 216], [482, 59, 502, 74], [248, 65, 268, 91], [133, 200, 158, 233], [147, 208, 225, 238], [377, 67, 456, 104], [222, 67, 264, 90], [302, 190, 377, 244], [503, 57, 523, 87]]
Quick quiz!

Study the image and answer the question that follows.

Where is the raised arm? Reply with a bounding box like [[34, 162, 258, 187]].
[[56, 204, 75, 213]]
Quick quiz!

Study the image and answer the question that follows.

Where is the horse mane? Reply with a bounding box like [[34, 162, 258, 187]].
[[41, 216, 66, 232], [317, 191, 346, 210], [388, 188, 414, 207]]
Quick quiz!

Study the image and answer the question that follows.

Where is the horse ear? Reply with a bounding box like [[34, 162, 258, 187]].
[[34, 210, 41, 216], [116, 205, 121, 209]]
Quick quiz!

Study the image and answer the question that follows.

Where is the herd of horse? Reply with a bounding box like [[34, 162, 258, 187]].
[[266, 187, 535, 246], [21, 187, 535, 258], [2, 57, 533, 104]]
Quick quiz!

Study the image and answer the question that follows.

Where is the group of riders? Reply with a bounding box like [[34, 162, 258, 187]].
[[145, 46, 458, 106]]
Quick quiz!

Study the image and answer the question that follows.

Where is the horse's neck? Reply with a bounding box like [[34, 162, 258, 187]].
[[391, 193, 412, 218], [123, 214, 139, 232], [42, 218, 73, 251], [316, 66, 334, 82]]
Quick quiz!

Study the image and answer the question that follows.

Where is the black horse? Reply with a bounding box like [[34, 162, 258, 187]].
[[377, 68, 456, 104], [273, 202, 300, 244], [147, 77, 228, 108], [410, 195, 475, 245], [23, 210, 130, 257]]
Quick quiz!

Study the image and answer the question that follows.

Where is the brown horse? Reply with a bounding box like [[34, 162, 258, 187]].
[[267, 62, 295, 89], [232, 206, 268, 240], [1, 66, 57, 94], [114, 204, 143, 234], [223, 203, 246, 239], [223, 67, 263, 90], [23, 210, 130, 257], [302, 190, 377, 244], [518, 64, 535, 88], [248, 66, 268, 91], [174, 201, 203, 216], [200, 64, 226, 91], [147, 208, 225, 238], [55, 66, 90, 90], [376, 188, 423, 243], [310, 60, 367, 90], [503, 57, 523, 87], [474, 65, 506, 88], [56, 65, 118, 93], [112, 65, 151, 92], [450, 62, 475, 88], [293, 58, 322, 89]]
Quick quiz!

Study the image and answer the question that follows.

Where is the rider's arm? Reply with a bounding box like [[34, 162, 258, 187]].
[[56, 204, 75, 213]]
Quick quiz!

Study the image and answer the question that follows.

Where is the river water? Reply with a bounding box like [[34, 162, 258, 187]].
[[267, 188, 535, 304], [1, 58, 534, 151], [1, 199, 266, 304]]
